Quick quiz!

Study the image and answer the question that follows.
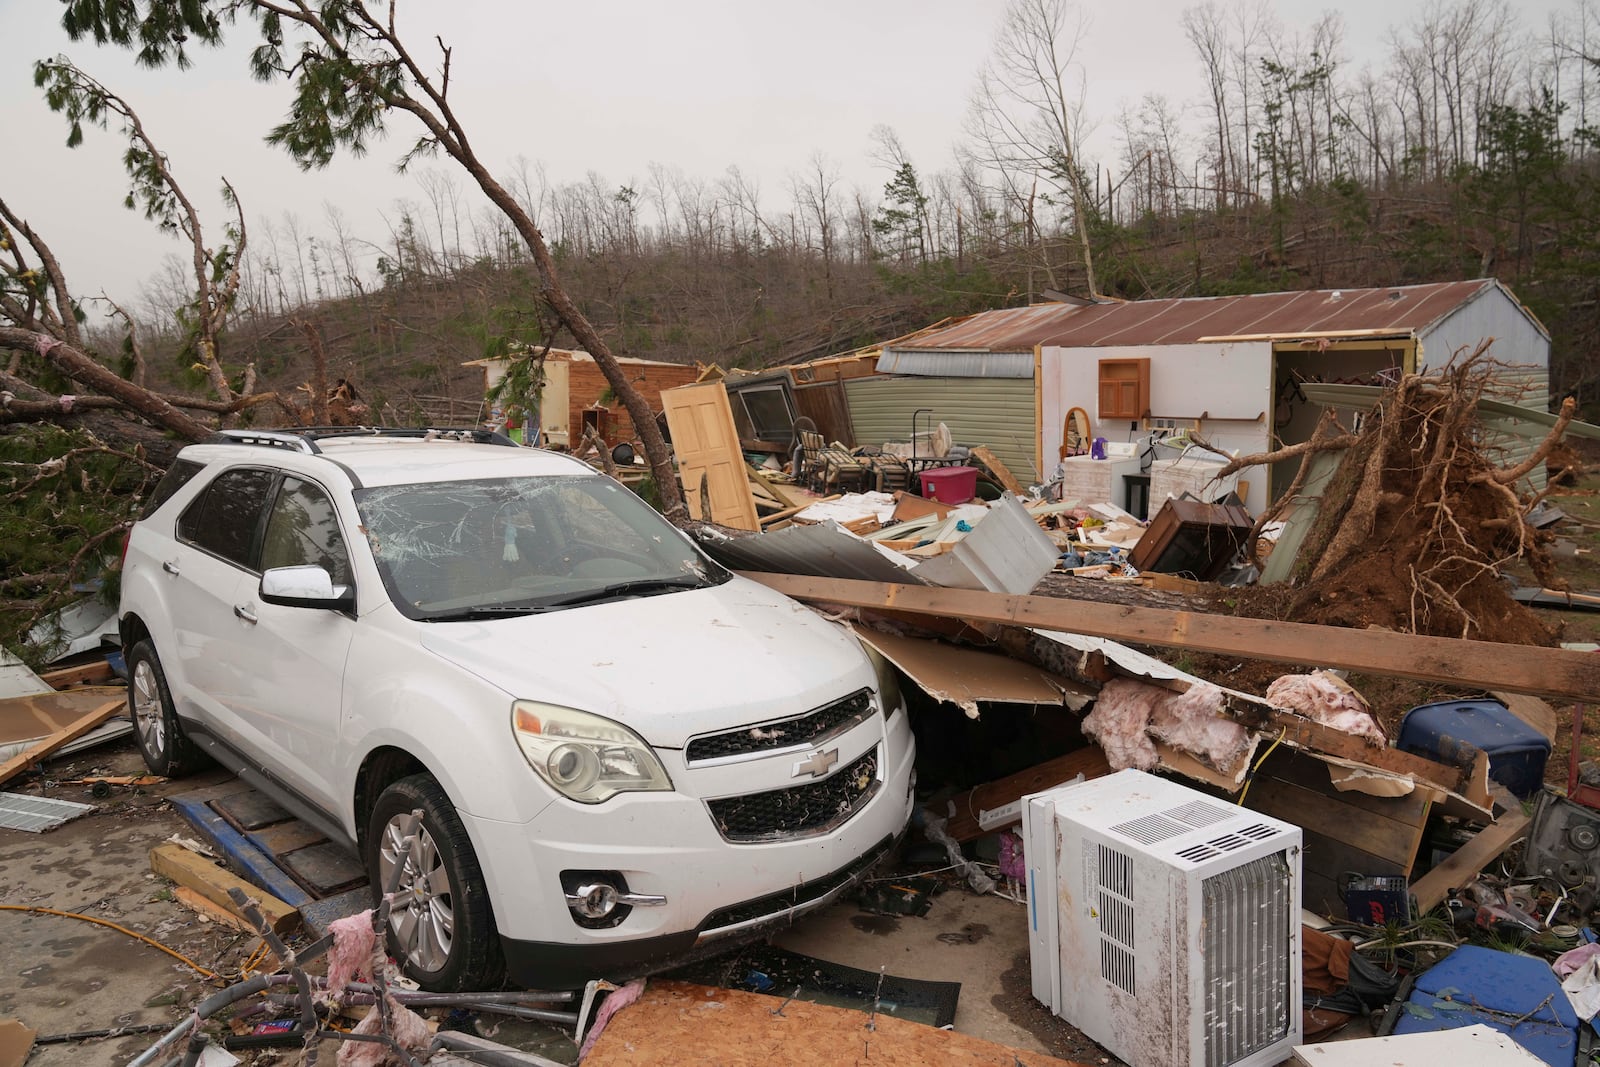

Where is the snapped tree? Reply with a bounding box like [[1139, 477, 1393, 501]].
[[56, 0, 688, 519]]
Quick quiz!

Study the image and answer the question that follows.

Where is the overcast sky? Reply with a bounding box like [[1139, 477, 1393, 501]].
[[0, 0, 1574, 310]]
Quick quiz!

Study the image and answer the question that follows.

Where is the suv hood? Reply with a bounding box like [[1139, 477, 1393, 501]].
[[417, 576, 874, 748]]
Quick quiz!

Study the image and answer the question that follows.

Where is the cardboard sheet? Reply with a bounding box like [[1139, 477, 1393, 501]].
[[852, 626, 1093, 719], [0, 1020, 36, 1067]]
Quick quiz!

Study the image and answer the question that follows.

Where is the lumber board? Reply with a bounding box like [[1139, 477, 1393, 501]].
[[970, 446, 1025, 495], [944, 746, 1112, 842], [739, 573, 1600, 703], [583, 980, 1095, 1067], [148, 843, 300, 934], [39, 660, 116, 688], [745, 463, 802, 509], [0, 698, 123, 787], [1490, 690, 1558, 743], [1408, 810, 1531, 914]]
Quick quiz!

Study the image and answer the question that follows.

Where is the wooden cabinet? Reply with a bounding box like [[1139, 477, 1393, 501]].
[[1097, 358, 1150, 421]]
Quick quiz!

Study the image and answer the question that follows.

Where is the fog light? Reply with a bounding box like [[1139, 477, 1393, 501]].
[[572, 882, 619, 919]]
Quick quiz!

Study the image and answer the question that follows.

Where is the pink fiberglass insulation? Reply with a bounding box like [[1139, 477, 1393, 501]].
[[336, 997, 432, 1066], [1081, 678, 1162, 771], [325, 910, 377, 995], [578, 978, 647, 1060], [1265, 670, 1386, 745], [1148, 680, 1251, 771]]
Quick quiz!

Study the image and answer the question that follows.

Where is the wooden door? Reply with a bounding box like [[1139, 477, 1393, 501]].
[[660, 382, 760, 530]]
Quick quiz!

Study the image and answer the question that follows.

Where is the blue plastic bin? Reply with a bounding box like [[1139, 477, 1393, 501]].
[[1398, 698, 1549, 798]]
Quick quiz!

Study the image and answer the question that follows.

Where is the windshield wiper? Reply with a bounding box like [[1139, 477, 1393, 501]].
[[420, 605, 546, 622], [540, 576, 709, 609]]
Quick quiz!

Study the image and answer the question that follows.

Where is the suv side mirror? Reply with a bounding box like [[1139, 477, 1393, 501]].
[[261, 565, 355, 612]]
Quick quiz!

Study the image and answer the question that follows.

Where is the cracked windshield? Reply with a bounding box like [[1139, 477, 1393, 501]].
[[355, 475, 722, 619]]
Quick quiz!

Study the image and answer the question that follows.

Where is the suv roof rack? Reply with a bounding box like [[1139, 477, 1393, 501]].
[[207, 426, 521, 453], [208, 429, 323, 454]]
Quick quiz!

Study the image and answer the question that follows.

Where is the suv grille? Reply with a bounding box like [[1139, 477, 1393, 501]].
[[685, 690, 874, 763], [706, 746, 880, 843]]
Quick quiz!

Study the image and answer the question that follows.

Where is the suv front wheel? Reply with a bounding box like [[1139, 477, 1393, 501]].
[[366, 774, 505, 992], [128, 639, 207, 777]]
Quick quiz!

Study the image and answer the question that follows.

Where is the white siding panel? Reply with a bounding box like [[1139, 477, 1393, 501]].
[[844, 377, 1039, 484]]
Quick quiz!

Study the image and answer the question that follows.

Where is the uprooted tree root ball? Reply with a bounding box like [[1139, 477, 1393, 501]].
[[1220, 344, 1572, 645]]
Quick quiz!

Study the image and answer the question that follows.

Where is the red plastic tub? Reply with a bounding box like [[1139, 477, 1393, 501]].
[[919, 465, 979, 505]]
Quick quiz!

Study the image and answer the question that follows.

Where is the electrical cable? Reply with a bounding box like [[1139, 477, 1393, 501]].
[[1236, 727, 1288, 806], [0, 904, 218, 979]]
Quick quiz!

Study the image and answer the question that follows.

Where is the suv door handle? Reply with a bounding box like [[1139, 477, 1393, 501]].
[[233, 604, 258, 625], [162, 560, 181, 576]]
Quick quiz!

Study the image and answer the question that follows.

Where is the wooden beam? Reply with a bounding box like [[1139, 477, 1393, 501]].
[[944, 746, 1112, 842], [1409, 811, 1531, 914], [739, 573, 1600, 703], [970, 446, 1025, 496], [148, 843, 299, 934], [0, 698, 123, 787]]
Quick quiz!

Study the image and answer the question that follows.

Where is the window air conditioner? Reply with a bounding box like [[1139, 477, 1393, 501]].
[[1023, 768, 1302, 1067]]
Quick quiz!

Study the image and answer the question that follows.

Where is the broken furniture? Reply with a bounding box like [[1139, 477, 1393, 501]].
[[1129, 496, 1253, 581], [1386, 945, 1580, 1066], [793, 417, 871, 494]]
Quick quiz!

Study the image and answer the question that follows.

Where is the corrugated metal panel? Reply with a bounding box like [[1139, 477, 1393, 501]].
[[875, 349, 1035, 378], [845, 377, 1040, 485], [893, 280, 1550, 352], [0, 791, 95, 832]]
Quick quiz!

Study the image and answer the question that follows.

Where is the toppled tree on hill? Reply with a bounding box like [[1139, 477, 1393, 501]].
[[1216, 344, 1576, 644]]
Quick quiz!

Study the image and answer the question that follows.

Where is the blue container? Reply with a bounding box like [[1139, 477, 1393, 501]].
[[1398, 698, 1549, 798]]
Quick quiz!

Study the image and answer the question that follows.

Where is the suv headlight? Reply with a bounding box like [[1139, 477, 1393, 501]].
[[861, 642, 904, 718], [512, 702, 672, 804]]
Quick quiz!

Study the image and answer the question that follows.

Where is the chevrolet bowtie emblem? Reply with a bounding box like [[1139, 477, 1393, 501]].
[[793, 748, 840, 779]]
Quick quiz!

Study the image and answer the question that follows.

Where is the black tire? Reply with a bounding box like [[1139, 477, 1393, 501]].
[[127, 639, 208, 777], [365, 774, 505, 992]]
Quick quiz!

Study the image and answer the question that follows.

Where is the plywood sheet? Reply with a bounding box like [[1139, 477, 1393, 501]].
[[661, 382, 760, 530], [0, 690, 120, 746], [583, 980, 1095, 1067]]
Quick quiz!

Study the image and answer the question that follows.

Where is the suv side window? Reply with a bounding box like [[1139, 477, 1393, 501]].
[[260, 476, 353, 587], [140, 458, 206, 519], [176, 467, 277, 568]]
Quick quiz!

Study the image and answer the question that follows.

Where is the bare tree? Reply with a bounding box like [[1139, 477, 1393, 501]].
[[965, 0, 1101, 296]]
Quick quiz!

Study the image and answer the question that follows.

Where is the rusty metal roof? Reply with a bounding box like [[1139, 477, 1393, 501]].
[[891, 280, 1540, 352]]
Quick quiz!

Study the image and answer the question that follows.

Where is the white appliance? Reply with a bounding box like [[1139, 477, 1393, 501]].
[[1057, 453, 1142, 506], [1024, 769, 1302, 1067]]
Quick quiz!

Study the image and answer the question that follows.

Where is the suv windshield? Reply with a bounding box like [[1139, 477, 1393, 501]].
[[354, 475, 727, 619]]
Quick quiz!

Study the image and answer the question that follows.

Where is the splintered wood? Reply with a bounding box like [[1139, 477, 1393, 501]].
[[582, 981, 1095, 1067]]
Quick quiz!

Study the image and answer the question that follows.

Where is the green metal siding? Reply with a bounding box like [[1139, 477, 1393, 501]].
[[1483, 365, 1551, 491], [844, 377, 1039, 484]]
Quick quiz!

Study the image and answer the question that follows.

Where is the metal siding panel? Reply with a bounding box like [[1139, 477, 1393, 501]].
[[845, 377, 1040, 483]]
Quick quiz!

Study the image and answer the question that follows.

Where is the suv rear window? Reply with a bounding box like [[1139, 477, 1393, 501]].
[[140, 458, 206, 518], [177, 467, 277, 568]]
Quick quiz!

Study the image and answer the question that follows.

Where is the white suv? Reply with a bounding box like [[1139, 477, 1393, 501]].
[[119, 428, 915, 991]]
